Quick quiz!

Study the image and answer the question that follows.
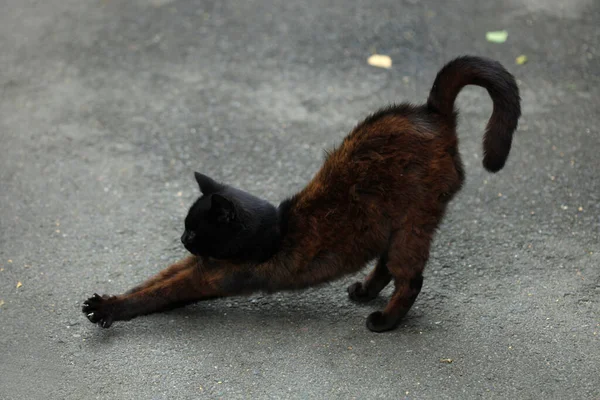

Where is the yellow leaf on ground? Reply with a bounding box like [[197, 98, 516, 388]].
[[0, 300, 4, 307], [440, 358, 453, 363], [16, 281, 22, 289], [516, 55, 528, 65], [367, 54, 392, 69]]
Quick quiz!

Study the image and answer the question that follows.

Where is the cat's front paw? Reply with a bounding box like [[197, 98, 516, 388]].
[[82, 293, 116, 328]]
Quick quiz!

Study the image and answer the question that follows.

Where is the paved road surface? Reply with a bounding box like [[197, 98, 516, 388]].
[[1, 0, 598, 398]]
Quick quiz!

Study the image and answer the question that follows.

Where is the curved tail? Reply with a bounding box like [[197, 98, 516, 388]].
[[427, 56, 521, 172]]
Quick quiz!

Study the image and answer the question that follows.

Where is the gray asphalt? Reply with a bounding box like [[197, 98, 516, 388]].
[[1, 0, 599, 399]]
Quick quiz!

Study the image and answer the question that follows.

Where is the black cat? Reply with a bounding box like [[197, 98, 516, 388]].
[[83, 56, 521, 332]]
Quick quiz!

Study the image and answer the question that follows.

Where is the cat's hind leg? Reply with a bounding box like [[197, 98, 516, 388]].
[[365, 226, 431, 332], [347, 253, 392, 302]]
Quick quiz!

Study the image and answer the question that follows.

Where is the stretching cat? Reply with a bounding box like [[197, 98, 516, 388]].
[[83, 56, 521, 332]]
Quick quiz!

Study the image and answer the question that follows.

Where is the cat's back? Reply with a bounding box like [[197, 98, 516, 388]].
[[345, 104, 445, 156], [293, 103, 460, 214], [318, 104, 452, 182]]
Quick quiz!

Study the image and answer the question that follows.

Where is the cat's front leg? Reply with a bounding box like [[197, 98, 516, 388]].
[[124, 255, 198, 295], [82, 257, 222, 328]]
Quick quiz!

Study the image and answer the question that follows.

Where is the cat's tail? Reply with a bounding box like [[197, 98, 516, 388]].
[[426, 56, 521, 172]]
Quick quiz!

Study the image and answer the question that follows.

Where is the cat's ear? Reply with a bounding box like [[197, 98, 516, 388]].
[[210, 193, 236, 223], [194, 172, 220, 195]]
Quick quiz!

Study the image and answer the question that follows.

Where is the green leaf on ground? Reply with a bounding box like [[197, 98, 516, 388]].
[[486, 30, 508, 43]]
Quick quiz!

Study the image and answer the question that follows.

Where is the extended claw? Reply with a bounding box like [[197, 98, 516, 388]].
[[100, 318, 113, 329], [82, 293, 114, 327]]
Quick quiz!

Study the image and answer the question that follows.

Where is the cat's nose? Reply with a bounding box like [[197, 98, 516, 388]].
[[181, 231, 195, 244]]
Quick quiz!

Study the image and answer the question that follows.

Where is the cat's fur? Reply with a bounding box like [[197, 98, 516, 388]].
[[83, 56, 521, 332]]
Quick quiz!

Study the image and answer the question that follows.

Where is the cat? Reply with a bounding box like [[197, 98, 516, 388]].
[[83, 55, 521, 332]]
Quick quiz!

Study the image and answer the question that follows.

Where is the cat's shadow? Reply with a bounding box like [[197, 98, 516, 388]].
[[86, 293, 428, 344]]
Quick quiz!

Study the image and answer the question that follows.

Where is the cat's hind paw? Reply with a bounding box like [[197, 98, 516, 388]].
[[366, 311, 398, 333], [347, 282, 377, 303]]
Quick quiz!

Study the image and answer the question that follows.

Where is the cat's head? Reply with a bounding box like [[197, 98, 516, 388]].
[[181, 172, 280, 261]]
